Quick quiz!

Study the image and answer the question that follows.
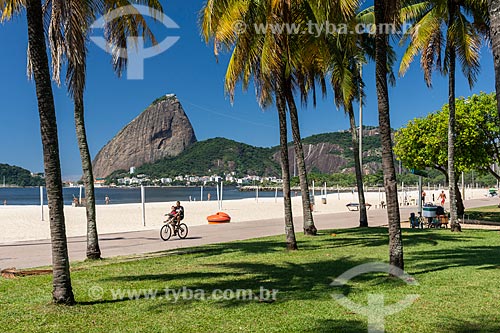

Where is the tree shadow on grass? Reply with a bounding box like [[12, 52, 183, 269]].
[[466, 208, 500, 223], [146, 227, 476, 263], [408, 245, 500, 275], [307, 319, 366, 333], [84, 256, 412, 311], [317, 227, 480, 250], [439, 315, 500, 333], [146, 238, 320, 261]]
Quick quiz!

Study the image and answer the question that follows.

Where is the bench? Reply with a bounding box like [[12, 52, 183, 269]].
[[426, 215, 449, 228], [438, 215, 448, 228], [346, 203, 372, 211]]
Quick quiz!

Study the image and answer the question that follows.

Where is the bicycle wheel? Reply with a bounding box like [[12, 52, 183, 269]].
[[177, 223, 188, 239], [160, 224, 172, 241]]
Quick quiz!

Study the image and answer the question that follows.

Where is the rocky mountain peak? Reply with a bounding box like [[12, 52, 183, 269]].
[[92, 95, 197, 178]]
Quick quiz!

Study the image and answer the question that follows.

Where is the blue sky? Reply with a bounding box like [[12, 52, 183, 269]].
[[0, 0, 496, 179]]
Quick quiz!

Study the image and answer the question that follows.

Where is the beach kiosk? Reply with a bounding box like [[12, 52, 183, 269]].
[[422, 205, 437, 227]]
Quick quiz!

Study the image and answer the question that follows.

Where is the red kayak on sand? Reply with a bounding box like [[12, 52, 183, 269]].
[[207, 212, 231, 224]]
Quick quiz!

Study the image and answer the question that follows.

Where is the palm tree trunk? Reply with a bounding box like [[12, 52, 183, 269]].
[[74, 92, 101, 259], [375, 0, 404, 273], [347, 103, 368, 227], [285, 83, 317, 235], [26, 0, 74, 304], [454, 180, 464, 216], [277, 84, 298, 250], [436, 168, 464, 216], [447, 46, 460, 231], [447, 1, 460, 231], [489, 0, 500, 119]]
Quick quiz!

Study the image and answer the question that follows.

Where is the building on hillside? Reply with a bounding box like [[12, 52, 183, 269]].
[[94, 178, 106, 187]]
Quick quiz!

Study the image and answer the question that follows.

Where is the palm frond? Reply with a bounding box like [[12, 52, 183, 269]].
[[0, 0, 25, 21]]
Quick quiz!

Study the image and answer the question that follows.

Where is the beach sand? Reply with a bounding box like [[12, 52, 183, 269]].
[[0, 188, 492, 243]]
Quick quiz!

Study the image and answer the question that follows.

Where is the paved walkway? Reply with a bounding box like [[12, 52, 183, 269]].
[[0, 198, 495, 269]]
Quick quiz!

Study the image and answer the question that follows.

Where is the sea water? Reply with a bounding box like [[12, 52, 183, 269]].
[[0, 186, 281, 206]]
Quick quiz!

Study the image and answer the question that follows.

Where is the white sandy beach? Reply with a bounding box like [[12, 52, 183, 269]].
[[0, 188, 493, 243]]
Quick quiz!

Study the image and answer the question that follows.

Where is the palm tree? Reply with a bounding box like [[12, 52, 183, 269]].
[[201, 0, 298, 249], [49, 0, 102, 260], [46, 0, 162, 259], [399, 0, 489, 231], [276, 0, 363, 235], [374, 0, 404, 272], [277, 78, 298, 249], [489, 0, 500, 118], [285, 83, 317, 235], [325, 16, 369, 228], [1, 0, 75, 304]]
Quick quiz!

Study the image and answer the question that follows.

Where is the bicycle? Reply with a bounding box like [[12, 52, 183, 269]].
[[160, 217, 188, 241]]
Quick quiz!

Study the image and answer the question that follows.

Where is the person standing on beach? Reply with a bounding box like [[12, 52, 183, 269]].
[[421, 190, 426, 204], [105, 195, 110, 205], [438, 191, 446, 206], [207, 193, 211, 201]]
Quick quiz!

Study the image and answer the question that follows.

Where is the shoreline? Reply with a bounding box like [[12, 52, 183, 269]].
[[0, 188, 495, 244]]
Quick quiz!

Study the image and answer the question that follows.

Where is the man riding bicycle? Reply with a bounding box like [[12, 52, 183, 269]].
[[171, 201, 184, 235]]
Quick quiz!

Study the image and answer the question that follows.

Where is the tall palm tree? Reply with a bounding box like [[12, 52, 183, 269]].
[[1, 0, 75, 304], [289, 2, 376, 228], [489, 0, 500, 119], [277, 77, 298, 249], [50, 0, 102, 260], [325, 14, 369, 227], [374, 0, 404, 272], [46, 0, 162, 259], [275, 0, 361, 236], [399, 0, 489, 231], [285, 82, 317, 235], [201, 0, 298, 249]]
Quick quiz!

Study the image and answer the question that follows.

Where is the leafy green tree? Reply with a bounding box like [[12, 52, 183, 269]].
[[394, 92, 500, 215], [399, 0, 489, 230]]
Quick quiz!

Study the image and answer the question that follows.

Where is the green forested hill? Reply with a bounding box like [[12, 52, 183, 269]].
[[135, 138, 281, 178], [112, 128, 383, 179], [0, 164, 45, 186]]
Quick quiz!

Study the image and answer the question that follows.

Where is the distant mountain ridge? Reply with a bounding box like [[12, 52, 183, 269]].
[[104, 126, 383, 180]]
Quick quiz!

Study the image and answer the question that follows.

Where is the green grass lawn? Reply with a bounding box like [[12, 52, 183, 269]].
[[2, 228, 500, 332], [466, 205, 500, 223]]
